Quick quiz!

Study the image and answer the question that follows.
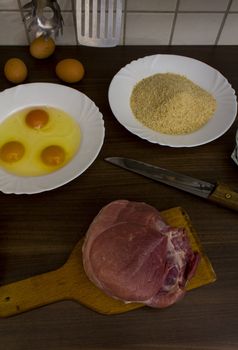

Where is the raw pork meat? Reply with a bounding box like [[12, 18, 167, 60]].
[[82, 200, 200, 308]]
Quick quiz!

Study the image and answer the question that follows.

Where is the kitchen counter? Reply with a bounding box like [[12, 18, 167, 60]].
[[0, 45, 237, 350]]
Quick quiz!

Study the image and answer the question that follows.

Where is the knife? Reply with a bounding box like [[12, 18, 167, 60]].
[[105, 157, 238, 212]]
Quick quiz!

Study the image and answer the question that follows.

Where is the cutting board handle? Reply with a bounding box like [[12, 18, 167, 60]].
[[0, 265, 70, 317]]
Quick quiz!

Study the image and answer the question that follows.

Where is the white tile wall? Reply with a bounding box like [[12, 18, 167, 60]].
[[0, 0, 237, 45], [179, 0, 230, 12], [230, 0, 238, 10], [0, 11, 28, 45], [172, 13, 224, 45], [218, 13, 238, 44], [0, 0, 19, 10], [57, 0, 73, 10], [125, 13, 174, 45], [127, 0, 177, 12]]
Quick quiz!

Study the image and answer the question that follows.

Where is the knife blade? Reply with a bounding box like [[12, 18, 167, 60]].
[[105, 157, 238, 212]]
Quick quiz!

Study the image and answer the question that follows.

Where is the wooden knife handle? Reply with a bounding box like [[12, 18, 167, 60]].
[[208, 183, 238, 212]]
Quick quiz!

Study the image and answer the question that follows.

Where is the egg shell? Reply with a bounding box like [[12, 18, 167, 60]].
[[4, 58, 28, 84], [30, 35, 55, 59], [55, 59, 85, 83]]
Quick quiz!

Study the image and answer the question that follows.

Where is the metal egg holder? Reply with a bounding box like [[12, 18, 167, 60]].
[[23, 0, 63, 39]]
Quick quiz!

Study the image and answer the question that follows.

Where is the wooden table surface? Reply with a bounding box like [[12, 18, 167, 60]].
[[0, 45, 237, 350]]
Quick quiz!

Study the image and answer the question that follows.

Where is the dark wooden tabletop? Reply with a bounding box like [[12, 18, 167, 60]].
[[0, 45, 237, 350]]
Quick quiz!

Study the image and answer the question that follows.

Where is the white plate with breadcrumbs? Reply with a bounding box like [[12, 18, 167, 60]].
[[108, 54, 237, 147], [0, 83, 105, 194]]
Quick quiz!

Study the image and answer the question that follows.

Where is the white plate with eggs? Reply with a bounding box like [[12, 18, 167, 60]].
[[0, 83, 105, 194], [108, 54, 237, 147]]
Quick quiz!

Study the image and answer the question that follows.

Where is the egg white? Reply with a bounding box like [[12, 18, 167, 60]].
[[0, 106, 81, 176]]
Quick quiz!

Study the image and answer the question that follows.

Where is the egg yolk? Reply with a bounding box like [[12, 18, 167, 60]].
[[0, 141, 25, 163], [25, 109, 49, 129], [41, 145, 65, 166]]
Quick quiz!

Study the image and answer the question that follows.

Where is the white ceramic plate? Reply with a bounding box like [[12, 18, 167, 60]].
[[0, 83, 105, 194], [108, 54, 237, 147]]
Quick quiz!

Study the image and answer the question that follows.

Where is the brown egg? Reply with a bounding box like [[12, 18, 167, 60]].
[[30, 35, 55, 59], [55, 58, 85, 83], [4, 58, 28, 84]]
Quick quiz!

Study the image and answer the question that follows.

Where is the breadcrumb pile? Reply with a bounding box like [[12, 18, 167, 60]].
[[130, 73, 217, 135]]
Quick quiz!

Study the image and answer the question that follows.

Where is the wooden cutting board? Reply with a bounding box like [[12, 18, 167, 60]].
[[0, 207, 216, 317]]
